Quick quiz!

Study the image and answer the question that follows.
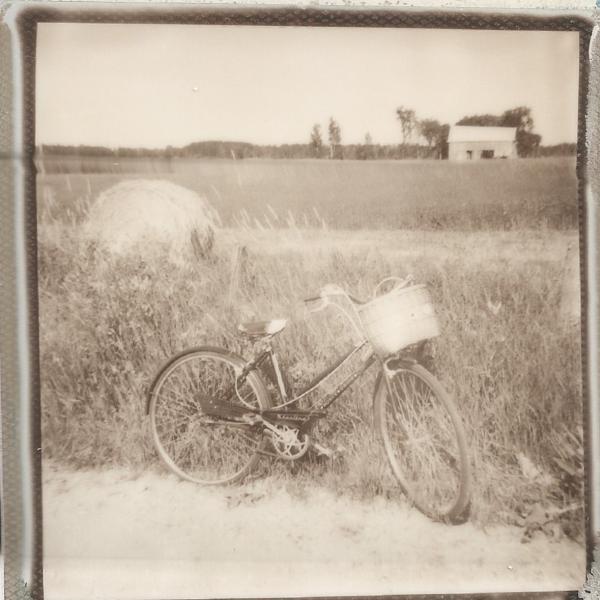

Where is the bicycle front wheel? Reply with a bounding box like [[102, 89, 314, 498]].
[[149, 347, 272, 485], [374, 363, 471, 523]]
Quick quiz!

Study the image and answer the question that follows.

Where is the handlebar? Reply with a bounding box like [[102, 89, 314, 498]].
[[303, 293, 365, 304], [373, 275, 413, 298], [304, 276, 412, 308], [303, 288, 365, 307], [303, 276, 413, 344]]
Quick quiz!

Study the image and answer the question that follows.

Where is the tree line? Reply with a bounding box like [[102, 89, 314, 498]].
[[304, 114, 447, 160], [37, 141, 439, 161], [305, 106, 549, 159], [37, 106, 574, 161]]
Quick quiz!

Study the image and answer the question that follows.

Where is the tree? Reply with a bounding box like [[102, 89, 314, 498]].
[[500, 106, 541, 157], [500, 106, 534, 132], [396, 106, 417, 147], [437, 124, 451, 159], [328, 117, 342, 159], [358, 132, 375, 160], [309, 124, 323, 158], [363, 132, 374, 159], [456, 114, 502, 127], [515, 131, 541, 157], [418, 119, 445, 158]]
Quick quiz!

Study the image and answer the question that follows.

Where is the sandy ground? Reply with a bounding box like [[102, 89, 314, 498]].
[[42, 462, 586, 600]]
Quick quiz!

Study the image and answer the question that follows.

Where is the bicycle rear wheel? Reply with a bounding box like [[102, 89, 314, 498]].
[[149, 347, 271, 485], [374, 363, 471, 523]]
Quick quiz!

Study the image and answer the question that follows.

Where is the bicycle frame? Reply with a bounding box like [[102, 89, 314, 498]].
[[147, 277, 471, 521], [241, 338, 379, 414]]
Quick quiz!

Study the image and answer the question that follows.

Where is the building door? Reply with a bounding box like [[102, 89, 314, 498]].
[[466, 150, 473, 160]]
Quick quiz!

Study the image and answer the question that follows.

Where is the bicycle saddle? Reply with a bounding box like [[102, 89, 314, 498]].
[[238, 319, 287, 338]]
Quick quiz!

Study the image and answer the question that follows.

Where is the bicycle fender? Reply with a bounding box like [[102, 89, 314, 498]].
[[384, 356, 417, 371], [372, 371, 383, 413], [372, 356, 419, 410]]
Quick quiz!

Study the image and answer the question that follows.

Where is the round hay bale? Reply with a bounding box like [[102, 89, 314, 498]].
[[85, 180, 218, 262]]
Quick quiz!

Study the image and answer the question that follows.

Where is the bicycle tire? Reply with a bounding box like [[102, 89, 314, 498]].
[[148, 346, 272, 485], [374, 363, 471, 523]]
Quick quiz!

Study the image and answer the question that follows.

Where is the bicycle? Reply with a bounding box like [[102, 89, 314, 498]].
[[147, 277, 471, 523]]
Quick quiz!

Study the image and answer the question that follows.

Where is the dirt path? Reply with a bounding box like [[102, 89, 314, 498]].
[[43, 463, 585, 600]]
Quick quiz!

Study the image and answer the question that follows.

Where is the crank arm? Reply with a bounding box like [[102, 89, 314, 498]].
[[251, 414, 281, 436]]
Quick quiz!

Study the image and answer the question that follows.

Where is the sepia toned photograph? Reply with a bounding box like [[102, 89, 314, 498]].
[[35, 17, 586, 599]]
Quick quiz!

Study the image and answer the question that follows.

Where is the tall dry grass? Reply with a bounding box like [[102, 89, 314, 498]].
[[38, 203, 584, 538]]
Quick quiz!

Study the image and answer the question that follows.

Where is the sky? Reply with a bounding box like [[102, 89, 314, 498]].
[[36, 23, 580, 148]]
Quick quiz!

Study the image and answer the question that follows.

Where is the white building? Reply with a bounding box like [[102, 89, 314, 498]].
[[447, 126, 517, 160]]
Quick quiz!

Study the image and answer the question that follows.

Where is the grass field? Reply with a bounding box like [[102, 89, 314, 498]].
[[37, 157, 584, 538], [38, 156, 577, 230]]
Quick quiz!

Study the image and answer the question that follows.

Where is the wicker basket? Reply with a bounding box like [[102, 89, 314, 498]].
[[357, 284, 440, 357]]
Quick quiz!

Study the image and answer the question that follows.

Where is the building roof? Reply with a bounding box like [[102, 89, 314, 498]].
[[448, 125, 517, 143]]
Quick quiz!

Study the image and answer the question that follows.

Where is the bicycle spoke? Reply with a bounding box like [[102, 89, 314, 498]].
[[380, 365, 468, 521], [151, 350, 268, 484]]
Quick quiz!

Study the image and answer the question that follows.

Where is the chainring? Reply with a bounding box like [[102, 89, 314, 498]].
[[271, 424, 311, 460]]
